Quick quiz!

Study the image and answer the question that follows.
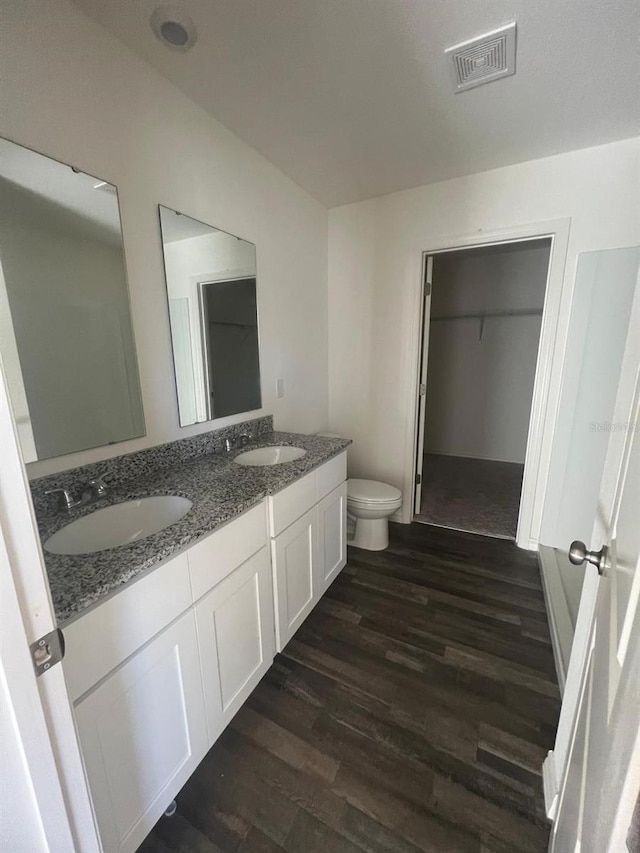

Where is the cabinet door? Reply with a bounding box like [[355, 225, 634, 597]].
[[271, 506, 319, 651], [316, 481, 347, 595], [194, 547, 275, 745], [73, 611, 207, 853]]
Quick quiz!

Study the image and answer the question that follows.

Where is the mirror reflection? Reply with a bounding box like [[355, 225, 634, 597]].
[[0, 137, 145, 462], [158, 206, 261, 426]]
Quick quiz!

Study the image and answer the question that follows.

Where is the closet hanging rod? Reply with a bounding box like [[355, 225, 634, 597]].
[[430, 308, 543, 322], [210, 320, 257, 329]]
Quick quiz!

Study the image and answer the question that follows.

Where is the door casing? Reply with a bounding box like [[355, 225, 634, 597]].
[[405, 218, 570, 550]]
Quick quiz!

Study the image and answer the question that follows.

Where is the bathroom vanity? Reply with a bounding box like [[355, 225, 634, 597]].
[[2, 134, 350, 853], [36, 428, 348, 853]]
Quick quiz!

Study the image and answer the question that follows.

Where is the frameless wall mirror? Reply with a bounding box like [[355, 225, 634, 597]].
[[158, 206, 261, 426], [0, 137, 145, 463]]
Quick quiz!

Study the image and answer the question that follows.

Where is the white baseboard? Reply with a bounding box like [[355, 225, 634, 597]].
[[543, 751, 559, 821], [538, 545, 574, 695]]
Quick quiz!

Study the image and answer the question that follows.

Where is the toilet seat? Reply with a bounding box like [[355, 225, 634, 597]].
[[348, 498, 401, 509], [347, 479, 402, 503]]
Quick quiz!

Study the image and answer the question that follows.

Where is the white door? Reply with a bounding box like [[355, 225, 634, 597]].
[[413, 255, 433, 514], [541, 247, 640, 550], [271, 506, 319, 651], [316, 481, 347, 595], [551, 266, 640, 852], [74, 610, 208, 853], [0, 363, 100, 852], [540, 248, 640, 803], [195, 546, 275, 745]]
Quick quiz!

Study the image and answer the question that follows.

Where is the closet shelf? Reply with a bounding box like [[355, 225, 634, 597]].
[[430, 308, 543, 322]]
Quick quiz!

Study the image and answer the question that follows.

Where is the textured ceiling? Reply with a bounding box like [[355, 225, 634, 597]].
[[72, 0, 640, 207]]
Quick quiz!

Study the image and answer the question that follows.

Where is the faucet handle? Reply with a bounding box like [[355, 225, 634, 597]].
[[45, 487, 80, 511], [87, 473, 111, 496]]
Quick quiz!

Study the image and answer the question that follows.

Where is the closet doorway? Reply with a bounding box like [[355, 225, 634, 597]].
[[414, 238, 552, 540]]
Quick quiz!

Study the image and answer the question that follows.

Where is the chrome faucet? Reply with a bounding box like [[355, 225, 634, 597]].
[[86, 475, 110, 499], [44, 487, 82, 511], [45, 473, 111, 512], [224, 433, 252, 453]]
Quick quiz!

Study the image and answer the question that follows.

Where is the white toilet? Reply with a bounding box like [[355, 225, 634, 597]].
[[347, 478, 403, 551]]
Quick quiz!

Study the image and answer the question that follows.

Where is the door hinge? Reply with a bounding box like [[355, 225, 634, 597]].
[[30, 628, 65, 678], [415, 473, 422, 485], [424, 259, 432, 296], [418, 383, 427, 396]]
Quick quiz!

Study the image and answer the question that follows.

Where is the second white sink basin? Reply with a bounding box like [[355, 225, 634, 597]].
[[234, 446, 307, 466], [44, 496, 193, 555]]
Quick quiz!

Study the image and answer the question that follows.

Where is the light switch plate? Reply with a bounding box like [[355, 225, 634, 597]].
[[276, 379, 284, 398]]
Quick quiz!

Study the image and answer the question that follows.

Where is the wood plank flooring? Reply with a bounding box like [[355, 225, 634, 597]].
[[139, 523, 560, 853]]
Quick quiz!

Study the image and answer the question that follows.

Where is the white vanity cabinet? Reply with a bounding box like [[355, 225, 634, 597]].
[[187, 502, 273, 745], [269, 452, 347, 650], [316, 481, 348, 595], [72, 609, 208, 853], [64, 502, 270, 853], [61, 452, 347, 853], [271, 505, 320, 647], [193, 548, 275, 745]]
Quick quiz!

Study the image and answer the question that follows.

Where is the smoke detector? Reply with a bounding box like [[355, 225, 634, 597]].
[[150, 6, 197, 52], [445, 22, 516, 93]]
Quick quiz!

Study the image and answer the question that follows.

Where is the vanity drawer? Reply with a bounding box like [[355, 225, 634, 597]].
[[267, 469, 317, 537], [188, 502, 267, 602], [316, 452, 347, 501], [63, 552, 191, 703]]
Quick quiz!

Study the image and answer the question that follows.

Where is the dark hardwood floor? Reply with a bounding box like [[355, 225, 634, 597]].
[[139, 523, 560, 853]]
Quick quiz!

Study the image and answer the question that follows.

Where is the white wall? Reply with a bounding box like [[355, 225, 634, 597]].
[[0, 0, 328, 478], [425, 244, 549, 463], [328, 138, 640, 539]]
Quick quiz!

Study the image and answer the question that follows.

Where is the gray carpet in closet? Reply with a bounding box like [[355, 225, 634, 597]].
[[415, 453, 524, 540]]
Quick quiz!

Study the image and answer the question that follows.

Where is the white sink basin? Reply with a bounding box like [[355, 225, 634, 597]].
[[234, 446, 307, 466], [44, 496, 193, 555]]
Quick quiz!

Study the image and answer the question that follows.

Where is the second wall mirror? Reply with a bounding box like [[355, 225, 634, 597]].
[[158, 206, 261, 427]]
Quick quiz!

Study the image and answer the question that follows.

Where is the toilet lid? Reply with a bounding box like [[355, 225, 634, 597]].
[[347, 478, 402, 503]]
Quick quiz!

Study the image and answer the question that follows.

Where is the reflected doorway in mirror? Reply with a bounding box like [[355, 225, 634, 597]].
[[158, 206, 262, 427]]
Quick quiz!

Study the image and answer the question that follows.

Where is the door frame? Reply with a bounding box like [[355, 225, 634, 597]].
[[413, 255, 433, 515], [0, 361, 101, 852], [404, 218, 571, 550]]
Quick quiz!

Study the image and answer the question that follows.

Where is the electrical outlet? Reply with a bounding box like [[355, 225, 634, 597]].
[[276, 379, 284, 398]]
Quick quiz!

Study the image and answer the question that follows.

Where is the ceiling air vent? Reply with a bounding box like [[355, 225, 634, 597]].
[[445, 22, 516, 93]]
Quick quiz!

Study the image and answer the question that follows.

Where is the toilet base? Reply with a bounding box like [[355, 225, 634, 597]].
[[348, 517, 389, 551]]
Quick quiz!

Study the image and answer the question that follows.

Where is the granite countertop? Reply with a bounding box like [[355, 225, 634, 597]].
[[40, 431, 350, 625]]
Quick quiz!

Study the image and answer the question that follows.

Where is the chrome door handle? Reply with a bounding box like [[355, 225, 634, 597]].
[[568, 540, 607, 575]]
